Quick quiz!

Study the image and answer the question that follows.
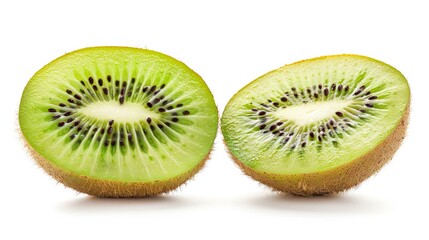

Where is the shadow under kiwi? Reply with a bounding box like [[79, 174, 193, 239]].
[[59, 194, 198, 213], [244, 191, 388, 214]]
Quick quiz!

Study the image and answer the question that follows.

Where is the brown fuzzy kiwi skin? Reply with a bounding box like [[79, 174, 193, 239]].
[[24, 138, 211, 198], [225, 104, 410, 197]]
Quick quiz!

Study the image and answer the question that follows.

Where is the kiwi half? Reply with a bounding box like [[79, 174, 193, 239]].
[[19, 47, 218, 197], [221, 55, 410, 196]]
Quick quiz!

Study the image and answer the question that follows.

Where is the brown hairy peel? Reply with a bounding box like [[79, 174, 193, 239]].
[[22, 136, 212, 198], [224, 104, 410, 196]]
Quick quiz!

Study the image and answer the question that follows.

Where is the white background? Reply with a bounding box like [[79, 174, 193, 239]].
[[1, 0, 428, 239]]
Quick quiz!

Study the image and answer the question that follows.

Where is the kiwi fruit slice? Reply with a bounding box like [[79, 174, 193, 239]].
[[19, 47, 218, 197], [221, 55, 410, 196]]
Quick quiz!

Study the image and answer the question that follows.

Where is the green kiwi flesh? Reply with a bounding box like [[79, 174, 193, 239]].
[[19, 47, 218, 197], [221, 55, 410, 196]]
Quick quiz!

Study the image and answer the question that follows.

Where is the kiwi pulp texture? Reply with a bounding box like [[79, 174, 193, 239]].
[[19, 47, 218, 197], [221, 55, 410, 196]]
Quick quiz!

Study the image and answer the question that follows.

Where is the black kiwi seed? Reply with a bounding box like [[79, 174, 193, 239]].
[[58, 122, 65, 127], [59, 103, 66, 107], [172, 117, 179, 122], [183, 110, 190, 115], [147, 102, 153, 108], [80, 81, 86, 86], [335, 112, 344, 117], [103, 88, 108, 95], [294, 93, 299, 98], [331, 84, 336, 91], [74, 121, 80, 126], [338, 84, 343, 91], [107, 127, 113, 134], [74, 94, 81, 100], [67, 118, 73, 123], [119, 95, 125, 104], [66, 89, 73, 94], [146, 117, 152, 124], [159, 108, 166, 112], [301, 142, 306, 147], [365, 103, 373, 108], [107, 75, 111, 82], [64, 112, 72, 116], [68, 99, 74, 103], [93, 85, 98, 91], [324, 88, 329, 96], [344, 86, 349, 92], [98, 79, 103, 86], [52, 115, 60, 119], [143, 86, 148, 92], [276, 122, 283, 126], [48, 108, 56, 112], [281, 97, 287, 102], [177, 103, 183, 108], [258, 111, 266, 116], [314, 93, 319, 98], [88, 77, 94, 84], [269, 125, 277, 131], [115, 80, 120, 87], [273, 102, 279, 107], [369, 96, 378, 100], [154, 98, 160, 104], [109, 120, 114, 126], [167, 106, 173, 110], [260, 124, 266, 130], [353, 89, 362, 96]]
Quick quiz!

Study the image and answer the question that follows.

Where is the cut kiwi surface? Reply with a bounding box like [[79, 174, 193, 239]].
[[19, 47, 218, 197], [221, 55, 410, 196]]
